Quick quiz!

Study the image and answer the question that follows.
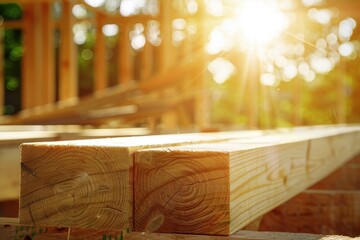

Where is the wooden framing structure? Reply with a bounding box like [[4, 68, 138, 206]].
[[0, 0, 214, 130], [1, 0, 358, 128]]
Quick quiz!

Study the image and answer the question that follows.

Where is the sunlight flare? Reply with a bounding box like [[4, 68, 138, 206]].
[[235, 0, 289, 46]]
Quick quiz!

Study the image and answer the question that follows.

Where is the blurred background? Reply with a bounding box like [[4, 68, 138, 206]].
[[1, 0, 360, 132]]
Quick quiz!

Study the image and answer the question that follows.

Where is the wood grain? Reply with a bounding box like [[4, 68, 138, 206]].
[[134, 126, 360, 235], [19, 131, 263, 230], [0, 218, 325, 240], [20, 144, 131, 230]]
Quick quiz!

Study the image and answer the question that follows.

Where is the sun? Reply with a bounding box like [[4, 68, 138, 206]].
[[235, 0, 289, 46]]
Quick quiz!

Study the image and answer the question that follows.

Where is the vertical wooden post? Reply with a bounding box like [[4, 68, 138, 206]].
[[194, 2, 210, 129], [159, 0, 180, 130], [33, 3, 43, 107], [293, 78, 302, 126], [40, 2, 55, 105], [176, 37, 193, 127], [139, 40, 152, 82], [22, 2, 54, 109], [94, 13, 107, 92], [21, 4, 36, 109], [0, 28, 3, 115], [118, 24, 132, 84], [336, 67, 346, 123], [59, 0, 78, 102], [158, 0, 174, 72], [246, 48, 259, 129]]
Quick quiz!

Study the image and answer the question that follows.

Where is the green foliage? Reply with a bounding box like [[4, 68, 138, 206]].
[[1, 4, 22, 114], [0, 3, 21, 20]]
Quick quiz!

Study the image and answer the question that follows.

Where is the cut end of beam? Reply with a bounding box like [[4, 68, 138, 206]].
[[19, 144, 132, 230]]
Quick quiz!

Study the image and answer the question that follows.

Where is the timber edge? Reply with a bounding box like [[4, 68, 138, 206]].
[[1, 218, 360, 240]]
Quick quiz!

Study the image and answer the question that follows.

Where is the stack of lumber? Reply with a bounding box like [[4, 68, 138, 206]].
[[1, 125, 360, 239]]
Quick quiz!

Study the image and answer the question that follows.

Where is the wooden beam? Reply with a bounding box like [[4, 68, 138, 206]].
[[40, 2, 55, 105], [139, 40, 153, 82], [18, 130, 263, 230], [118, 24, 132, 84], [59, 0, 78, 102], [33, 3, 44, 107], [0, 27, 3, 115], [94, 12, 108, 92], [246, 49, 260, 129], [0, 82, 138, 125], [21, 2, 51, 108], [134, 126, 360, 235], [159, 0, 174, 71], [21, 3, 37, 109], [194, 1, 210, 129], [0, 217, 326, 240], [138, 47, 208, 92]]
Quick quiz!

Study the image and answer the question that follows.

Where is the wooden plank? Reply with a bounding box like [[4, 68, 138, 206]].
[[118, 24, 132, 84], [21, 2, 51, 108], [18, 130, 264, 230], [134, 126, 360, 235], [21, 3, 36, 109], [94, 12, 108, 92], [194, 1, 210, 129], [33, 2, 43, 107], [0, 27, 3, 116], [259, 189, 360, 237], [0, 218, 325, 240], [139, 39, 153, 81], [40, 2, 55, 105], [0, 81, 138, 124], [159, 0, 174, 71], [59, 0, 78, 102]]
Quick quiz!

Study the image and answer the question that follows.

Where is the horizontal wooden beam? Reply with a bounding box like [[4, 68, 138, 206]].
[[18, 130, 264, 230], [0, 218, 327, 240], [6, 126, 359, 235], [134, 126, 360, 235], [0, 46, 214, 125]]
